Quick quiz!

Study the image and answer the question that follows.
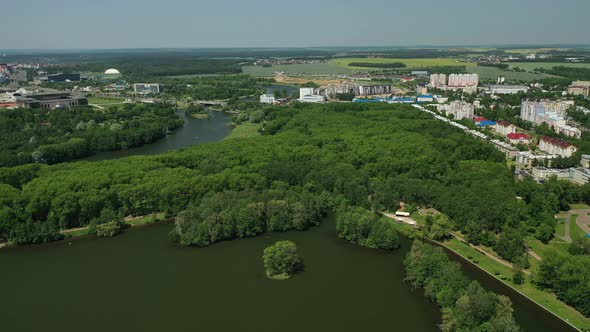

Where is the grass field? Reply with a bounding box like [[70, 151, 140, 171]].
[[556, 218, 566, 238], [330, 57, 474, 69], [225, 122, 262, 140], [242, 63, 354, 76], [505, 62, 590, 71], [444, 238, 590, 331], [466, 66, 550, 82], [88, 96, 126, 105]]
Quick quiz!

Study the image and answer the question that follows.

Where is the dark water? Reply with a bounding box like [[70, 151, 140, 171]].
[[84, 110, 233, 161], [264, 83, 298, 96], [0, 218, 572, 332]]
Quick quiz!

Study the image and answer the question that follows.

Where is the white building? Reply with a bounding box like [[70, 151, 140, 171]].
[[517, 151, 558, 169], [298, 88, 325, 103], [494, 121, 516, 136], [436, 101, 474, 120], [570, 168, 590, 185], [539, 137, 577, 158], [133, 83, 160, 95], [484, 84, 529, 95], [532, 167, 570, 182], [520, 100, 579, 138], [260, 94, 275, 104]]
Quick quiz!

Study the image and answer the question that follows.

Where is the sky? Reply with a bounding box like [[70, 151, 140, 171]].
[[2, 0, 589, 49]]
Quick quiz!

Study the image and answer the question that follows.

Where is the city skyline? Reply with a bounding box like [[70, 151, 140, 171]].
[[2, 0, 589, 49]]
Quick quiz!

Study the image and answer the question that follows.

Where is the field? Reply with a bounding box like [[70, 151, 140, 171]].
[[505, 62, 590, 71], [242, 62, 354, 76], [87, 96, 127, 106], [330, 57, 473, 69], [225, 122, 262, 140], [466, 66, 550, 82]]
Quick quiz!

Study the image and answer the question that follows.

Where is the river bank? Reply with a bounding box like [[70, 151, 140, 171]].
[[382, 213, 588, 331]]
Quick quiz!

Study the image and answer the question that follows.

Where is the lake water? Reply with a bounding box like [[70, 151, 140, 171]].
[[84, 110, 233, 161], [0, 218, 573, 332]]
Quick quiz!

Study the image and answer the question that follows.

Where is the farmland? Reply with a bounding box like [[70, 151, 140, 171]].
[[467, 66, 551, 82], [505, 62, 590, 71], [242, 62, 354, 76]]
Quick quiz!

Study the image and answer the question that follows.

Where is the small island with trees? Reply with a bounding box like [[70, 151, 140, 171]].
[[262, 240, 303, 280]]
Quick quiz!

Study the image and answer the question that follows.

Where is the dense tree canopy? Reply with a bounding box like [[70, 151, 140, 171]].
[[0, 103, 183, 167], [262, 240, 302, 279]]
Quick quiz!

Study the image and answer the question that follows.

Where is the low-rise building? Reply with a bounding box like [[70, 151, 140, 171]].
[[416, 85, 428, 95], [568, 81, 590, 97], [483, 84, 529, 95], [492, 139, 519, 158], [3, 88, 87, 109], [495, 120, 516, 136], [260, 94, 275, 104], [581, 154, 590, 168], [507, 133, 531, 145], [539, 136, 577, 157], [416, 95, 434, 103], [555, 124, 582, 139], [570, 167, 590, 185], [133, 83, 161, 95], [532, 167, 570, 182], [516, 151, 558, 169]]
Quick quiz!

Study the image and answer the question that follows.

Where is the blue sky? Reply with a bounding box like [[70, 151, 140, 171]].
[[2, 0, 589, 49]]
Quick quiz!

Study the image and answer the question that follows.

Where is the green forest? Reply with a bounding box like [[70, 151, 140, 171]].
[[0, 103, 183, 167], [1, 102, 589, 317]]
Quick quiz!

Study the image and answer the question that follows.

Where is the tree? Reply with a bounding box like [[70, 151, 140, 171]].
[[262, 240, 302, 280]]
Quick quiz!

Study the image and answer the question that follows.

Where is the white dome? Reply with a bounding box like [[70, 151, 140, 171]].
[[104, 68, 120, 75]]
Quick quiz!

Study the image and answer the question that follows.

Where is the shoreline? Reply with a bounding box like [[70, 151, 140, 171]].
[[435, 239, 584, 332]]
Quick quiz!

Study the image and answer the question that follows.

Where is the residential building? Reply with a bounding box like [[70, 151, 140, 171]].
[[416, 84, 428, 95], [568, 81, 590, 97], [495, 120, 516, 136], [570, 168, 590, 185], [507, 133, 531, 145], [581, 155, 590, 168], [532, 167, 570, 182], [520, 100, 579, 137], [516, 151, 558, 169], [483, 84, 529, 95], [555, 124, 582, 139], [539, 136, 577, 157], [492, 139, 519, 158], [412, 71, 429, 77], [447, 74, 479, 93], [260, 94, 275, 104], [133, 83, 161, 95], [358, 85, 392, 96], [436, 100, 474, 120], [299, 87, 316, 98], [429, 74, 446, 88]]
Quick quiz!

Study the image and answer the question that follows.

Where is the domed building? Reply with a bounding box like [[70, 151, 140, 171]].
[[104, 68, 121, 79]]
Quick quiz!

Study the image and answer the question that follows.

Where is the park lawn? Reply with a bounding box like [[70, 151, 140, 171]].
[[443, 238, 590, 331], [330, 57, 473, 69], [571, 203, 590, 210], [555, 218, 566, 238], [124, 213, 166, 226], [88, 97, 126, 105], [225, 122, 262, 140], [526, 237, 570, 258], [570, 215, 587, 240]]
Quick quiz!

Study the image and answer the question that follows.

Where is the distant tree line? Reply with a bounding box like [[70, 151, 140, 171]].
[[348, 62, 406, 69], [0, 103, 183, 167]]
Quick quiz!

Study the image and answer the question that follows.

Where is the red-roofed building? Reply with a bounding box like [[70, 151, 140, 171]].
[[539, 136, 577, 157], [495, 120, 516, 136], [507, 133, 531, 145], [474, 117, 486, 123]]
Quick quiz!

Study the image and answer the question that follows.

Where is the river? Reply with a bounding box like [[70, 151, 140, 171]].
[[0, 218, 573, 332], [83, 110, 233, 161]]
